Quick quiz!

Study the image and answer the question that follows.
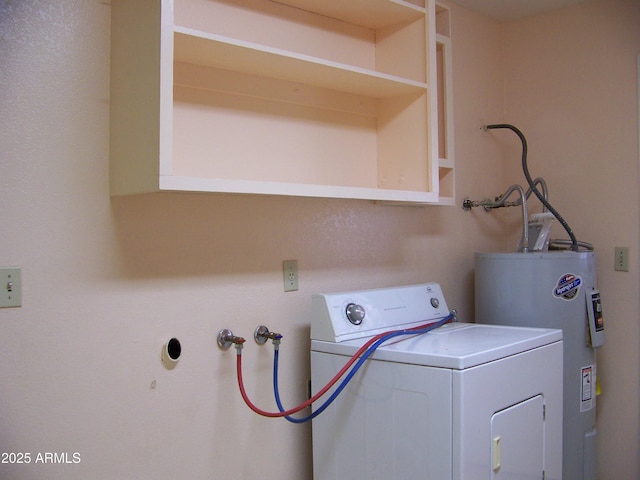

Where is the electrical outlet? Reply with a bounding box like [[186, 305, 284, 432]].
[[0, 267, 22, 308], [283, 260, 298, 292], [614, 247, 629, 272]]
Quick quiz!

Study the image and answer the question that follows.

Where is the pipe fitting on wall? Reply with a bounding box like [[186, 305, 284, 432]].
[[462, 184, 530, 252], [217, 329, 246, 350], [254, 325, 283, 345]]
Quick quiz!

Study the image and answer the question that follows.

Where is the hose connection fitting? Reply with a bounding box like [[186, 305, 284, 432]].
[[217, 329, 246, 350], [254, 325, 283, 347]]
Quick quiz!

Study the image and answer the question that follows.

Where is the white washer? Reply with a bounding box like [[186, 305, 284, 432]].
[[310, 283, 563, 480]]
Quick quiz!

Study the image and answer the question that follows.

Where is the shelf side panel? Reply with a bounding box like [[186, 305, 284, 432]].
[[436, 41, 447, 160], [434, 3, 454, 204], [110, 0, 165, 195]]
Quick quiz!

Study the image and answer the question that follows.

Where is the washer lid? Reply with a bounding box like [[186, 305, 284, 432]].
[[311, 323, 562, 369]]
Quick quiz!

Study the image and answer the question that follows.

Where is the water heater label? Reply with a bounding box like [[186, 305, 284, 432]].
[[553, 273, 582, 300], [580, 365, 595, 412]]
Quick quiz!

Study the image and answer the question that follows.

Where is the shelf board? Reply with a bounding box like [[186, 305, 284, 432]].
[[436, 33, 451, 45], [174, 28, 428, 98], [438, 157, 454, 169], [272, 0, 425, 30], [159, 175, 439, 203]]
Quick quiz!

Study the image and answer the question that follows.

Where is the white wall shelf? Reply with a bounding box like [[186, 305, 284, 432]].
[[110, 0, 454, 205]]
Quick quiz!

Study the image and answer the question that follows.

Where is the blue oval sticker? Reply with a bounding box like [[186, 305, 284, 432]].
[[553, 273, 582, 300]]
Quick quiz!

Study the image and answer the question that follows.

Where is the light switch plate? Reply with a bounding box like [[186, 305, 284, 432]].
[[614, 247, 629, 272], [0, 267, 22, 308]]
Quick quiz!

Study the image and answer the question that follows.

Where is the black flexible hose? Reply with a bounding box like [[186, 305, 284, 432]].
[[486, 124, 579, 252]]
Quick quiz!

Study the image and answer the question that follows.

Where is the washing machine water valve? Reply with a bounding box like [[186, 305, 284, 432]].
[[217, 329, 246, 350], [254, 325, 283, 345]]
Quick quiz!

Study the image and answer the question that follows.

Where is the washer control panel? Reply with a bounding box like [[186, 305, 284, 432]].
[[311, 283, 450, 343]]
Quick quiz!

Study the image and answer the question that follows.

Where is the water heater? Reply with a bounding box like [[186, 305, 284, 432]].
[[475, 251, 603, 480]]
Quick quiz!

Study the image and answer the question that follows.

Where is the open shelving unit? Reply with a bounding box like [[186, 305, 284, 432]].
[[110, 0, 454, 204]]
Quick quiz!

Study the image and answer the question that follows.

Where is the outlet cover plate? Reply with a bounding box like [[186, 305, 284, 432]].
[[0, 267, 22, 308], [283, 260, 298, 292]]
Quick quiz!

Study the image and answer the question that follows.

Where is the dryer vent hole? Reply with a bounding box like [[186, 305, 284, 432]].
[[167, 338, 181, 361]]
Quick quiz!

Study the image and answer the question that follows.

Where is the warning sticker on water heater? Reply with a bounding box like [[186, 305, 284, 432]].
[[581, 365, 595, 412], [553, 273, 582, 301]]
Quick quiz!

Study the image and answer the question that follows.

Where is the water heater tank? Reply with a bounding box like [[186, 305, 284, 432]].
[[475, 251, 600, 480]]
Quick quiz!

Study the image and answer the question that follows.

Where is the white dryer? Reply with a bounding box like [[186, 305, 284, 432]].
[[310, 283, 563, 480]]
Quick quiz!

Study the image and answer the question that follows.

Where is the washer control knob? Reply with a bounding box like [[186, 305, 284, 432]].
[[345, 303, 366, 325], [430, 297, 440, 309]]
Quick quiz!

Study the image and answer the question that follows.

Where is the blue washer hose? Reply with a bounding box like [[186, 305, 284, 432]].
[[273, 314, 452, 423]]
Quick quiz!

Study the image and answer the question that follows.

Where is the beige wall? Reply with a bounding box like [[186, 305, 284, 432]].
[[0, 0, 637, 478]]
